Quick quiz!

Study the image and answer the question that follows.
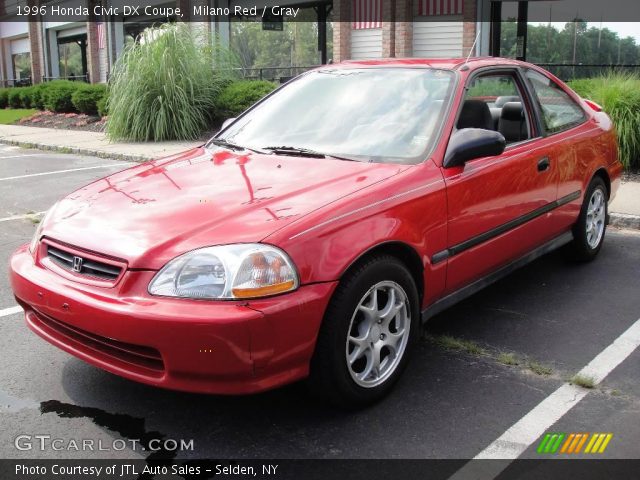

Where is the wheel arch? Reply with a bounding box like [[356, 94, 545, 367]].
[[592, 167, 611, 199], [340, 241, 425, 305]]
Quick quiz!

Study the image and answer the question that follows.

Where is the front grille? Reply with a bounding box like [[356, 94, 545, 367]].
[[46, 244, 123, 281], [29, 308, 165, 377]]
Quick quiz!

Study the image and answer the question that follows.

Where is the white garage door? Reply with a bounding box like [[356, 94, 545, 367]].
[[10, 37, 30, 55], [413, 17, 463, 58], [351, 28, 383, 60]]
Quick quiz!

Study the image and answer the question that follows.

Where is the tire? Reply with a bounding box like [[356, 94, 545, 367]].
[[308, 255, 420, 408], [566, 176, 608, 262]]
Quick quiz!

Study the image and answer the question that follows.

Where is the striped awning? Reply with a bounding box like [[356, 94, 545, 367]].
[[417, 0, 464, 16], [352, 0, 382, 29]]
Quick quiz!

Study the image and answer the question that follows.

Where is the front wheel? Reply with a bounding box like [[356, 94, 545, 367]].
[[567, 176, 608, 261], [308, 255, 420, 408]]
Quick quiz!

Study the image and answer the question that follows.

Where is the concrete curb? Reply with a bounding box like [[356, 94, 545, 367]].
[[0, 138, 149, 162], [610, 212, 640, 231]]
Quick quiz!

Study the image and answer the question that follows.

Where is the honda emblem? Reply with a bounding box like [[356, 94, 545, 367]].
[[72, 256, 83, 273]]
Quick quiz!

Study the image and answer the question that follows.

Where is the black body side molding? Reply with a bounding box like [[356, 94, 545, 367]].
[[422, 231, 574, 323]]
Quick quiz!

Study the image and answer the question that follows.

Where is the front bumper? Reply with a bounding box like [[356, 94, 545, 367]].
[[10, 245, 336, 394]]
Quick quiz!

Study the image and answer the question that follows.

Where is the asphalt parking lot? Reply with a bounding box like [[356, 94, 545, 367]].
[[0, 143, 639, 464]]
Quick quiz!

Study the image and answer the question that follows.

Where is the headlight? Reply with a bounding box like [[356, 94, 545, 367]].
[[29, 205, 56, 254], [148, 244, 299, 300]]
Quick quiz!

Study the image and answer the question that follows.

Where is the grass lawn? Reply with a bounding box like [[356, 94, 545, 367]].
[[0, 109, 37, 125]]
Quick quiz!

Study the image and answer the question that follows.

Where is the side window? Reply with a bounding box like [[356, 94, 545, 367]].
[[526, 70, 586, 134], [458, 74, 531, 144]]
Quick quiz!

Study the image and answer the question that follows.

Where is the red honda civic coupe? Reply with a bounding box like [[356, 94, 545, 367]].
[[10, 58, 621, 407]]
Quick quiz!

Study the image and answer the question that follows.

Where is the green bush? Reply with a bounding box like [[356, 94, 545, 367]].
[[8, 89, 23, 108], [30, 84, 48, 110], [0, 89, 8, 109], [97, 94, 108, 117], [71, 84, 106, 114], [107, 23, 239, 141], [42, 80, 79, 112], [215, 80, 277, 118], [19, 87, 34, 108], [569, 72, 640, 171]]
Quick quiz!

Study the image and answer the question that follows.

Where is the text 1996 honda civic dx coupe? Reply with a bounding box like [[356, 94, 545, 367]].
[[10, 58, 622, 407]]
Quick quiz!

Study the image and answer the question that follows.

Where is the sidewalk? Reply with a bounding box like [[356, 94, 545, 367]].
[[0, 124, 201, 162], [1, 123, 639, 228], [610, 181, 640, 230]]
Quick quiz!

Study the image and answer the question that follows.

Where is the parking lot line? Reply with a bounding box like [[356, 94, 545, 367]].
[[0, 164, 133, 182], [0, 154, 42, 160], [0, 306, 22, 318], [450, 317, 640, 478], [0, 211, 45, 223]]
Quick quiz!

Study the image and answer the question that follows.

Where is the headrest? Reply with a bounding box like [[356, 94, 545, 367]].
[[457, 99, 494, 131], [501, 102, 524, 121], [495, 96, 521, 108]]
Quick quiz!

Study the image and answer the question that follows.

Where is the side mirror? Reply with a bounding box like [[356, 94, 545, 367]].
[[221, 117, 236, 130], [443, 128, 506, 169]]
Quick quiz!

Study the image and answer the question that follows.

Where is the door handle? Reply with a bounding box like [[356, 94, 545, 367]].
[[537, 157, 551, 172]]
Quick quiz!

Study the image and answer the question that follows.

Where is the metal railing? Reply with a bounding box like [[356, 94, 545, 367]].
[[234, 65, 318, 83], [536, 63, 640, 82], [0, 78, 32, 88], [42, 75, 89, 83]]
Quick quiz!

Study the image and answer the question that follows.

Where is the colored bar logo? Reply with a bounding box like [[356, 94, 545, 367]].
[[537, 433, 613, 454]]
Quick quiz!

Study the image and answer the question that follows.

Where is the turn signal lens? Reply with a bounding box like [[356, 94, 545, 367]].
[[230, 251, 296, 297], [232, 280, 296, 298]]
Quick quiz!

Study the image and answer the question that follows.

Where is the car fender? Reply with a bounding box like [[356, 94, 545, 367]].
[[264, 165, 449, 308]]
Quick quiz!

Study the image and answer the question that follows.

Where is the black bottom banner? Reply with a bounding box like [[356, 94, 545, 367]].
[[2, 459, 640, 480]]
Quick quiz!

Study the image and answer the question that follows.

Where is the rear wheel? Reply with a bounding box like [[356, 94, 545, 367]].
[[567, 176, 608, 261], [308, 255, 420, 408]]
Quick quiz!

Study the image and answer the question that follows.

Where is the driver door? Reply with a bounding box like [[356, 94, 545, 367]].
[[440, 70, 559, 293]]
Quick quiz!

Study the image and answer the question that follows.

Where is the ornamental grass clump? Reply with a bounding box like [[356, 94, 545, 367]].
[[107, 23, 237, 141], [569, 72, 640, 171]]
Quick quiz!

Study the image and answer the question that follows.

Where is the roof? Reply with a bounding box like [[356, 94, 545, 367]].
[[334, 57, 528, 71]]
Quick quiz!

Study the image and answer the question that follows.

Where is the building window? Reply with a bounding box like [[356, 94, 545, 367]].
[[57, 36, 88, 80], [12, 52, 31, 81]]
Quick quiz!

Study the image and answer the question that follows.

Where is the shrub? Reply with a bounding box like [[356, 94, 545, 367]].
[[107, 23, 239, 141], [0, 89, 8, 109], [19, 87, 34, 108], [42, 80, 79, 112], [97, 94, 108, 118], [8, 89, 23, 108], [215, 80, 277, 118], [569, 72, 640, 171], [30, 83, 48, 110], [71, 84, 106, 114]]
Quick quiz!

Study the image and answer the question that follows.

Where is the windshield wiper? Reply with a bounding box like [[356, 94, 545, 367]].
[[262, 146, 359, 162], [207, 138, 265, 154]]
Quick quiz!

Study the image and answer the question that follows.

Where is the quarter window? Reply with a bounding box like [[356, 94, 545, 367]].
[[526, 70, 585, 134]]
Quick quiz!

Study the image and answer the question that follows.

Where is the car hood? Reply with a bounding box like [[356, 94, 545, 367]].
[[43, 147, 407, 269]]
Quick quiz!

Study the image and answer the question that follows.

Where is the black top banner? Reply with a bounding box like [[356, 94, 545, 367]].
[[1, 0, 640, 23]]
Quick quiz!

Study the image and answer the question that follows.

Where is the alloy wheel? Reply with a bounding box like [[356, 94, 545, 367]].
[[586, 188, 606, 249], [345, 281, 411, 388]]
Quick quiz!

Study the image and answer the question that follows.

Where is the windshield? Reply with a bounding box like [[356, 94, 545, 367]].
[[215, 68, 455, 164]]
